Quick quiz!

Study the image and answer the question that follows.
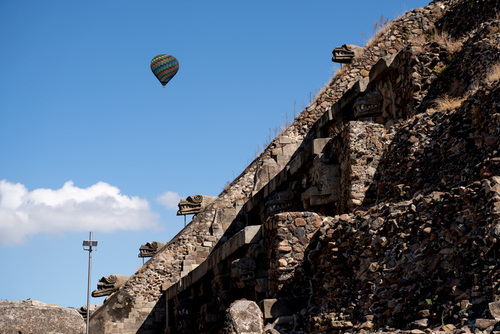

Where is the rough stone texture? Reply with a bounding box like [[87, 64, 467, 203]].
[[0, 300, 85, 334], [89, 163, 258, 333], [139, 241, 167, 258], [90, 0, 433, 330], [77, 304, 99, 321], [335, 121, 390, 212], [264, 212, 329, 298], [90, 0, 500, 333], [224, 300, 264, 334], [92, 274, 131, 297]]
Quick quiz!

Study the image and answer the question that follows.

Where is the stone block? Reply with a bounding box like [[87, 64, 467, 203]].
[[282, 143, 300, 157], [289, 138, 331, 176], [369, 53, 398, 82], [475, 318, 498, 330], [226, 300, 263, 334], [490, 301, 500, 319], [277, 136, 295, 144]]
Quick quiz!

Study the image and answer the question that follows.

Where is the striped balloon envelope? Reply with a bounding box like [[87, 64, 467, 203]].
[[150, 55, 179, 88]]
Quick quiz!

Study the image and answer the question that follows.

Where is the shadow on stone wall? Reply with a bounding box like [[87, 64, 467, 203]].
[[136, 294, 167, 334]]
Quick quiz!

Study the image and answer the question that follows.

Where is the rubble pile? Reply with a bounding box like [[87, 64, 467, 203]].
[[304, 82, 500, 333], [85, 0, 500, 333], [376, 82, 500, 203]]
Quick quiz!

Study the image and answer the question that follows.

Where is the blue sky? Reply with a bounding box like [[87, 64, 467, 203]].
[[0, 0, 429, 308]]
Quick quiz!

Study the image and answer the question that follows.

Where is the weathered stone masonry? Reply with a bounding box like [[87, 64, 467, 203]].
[[89, 0, 500, 333], [90, 1, 434, 331]]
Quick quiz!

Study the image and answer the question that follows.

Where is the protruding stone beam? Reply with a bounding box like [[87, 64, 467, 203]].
[[91, 275, 131, 297], [177, 195, 217, 216], [331, 44, 363, 63], [138, 241, 167, 258]]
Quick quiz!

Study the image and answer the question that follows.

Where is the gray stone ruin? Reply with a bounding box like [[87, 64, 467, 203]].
[[91, 274, 131, 297], [138, 241, 167, 258], [176, 194, 216, 216], [331, 44, 363, 63], [224, 300, 263, 334], [0, 300, 85, 334]]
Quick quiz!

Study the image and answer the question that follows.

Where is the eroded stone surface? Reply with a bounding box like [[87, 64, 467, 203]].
[[90, 1, 500, 333], [177, 194, 217, 216], [225, 300, 263, 334], [0, 300, 85, 334], [332, 44, 364, 63], [138, 241, 167, 258], [92, 274, 131, 297]]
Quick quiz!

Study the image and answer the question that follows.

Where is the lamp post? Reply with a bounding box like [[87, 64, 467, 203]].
[[83, 232, 98, 334]]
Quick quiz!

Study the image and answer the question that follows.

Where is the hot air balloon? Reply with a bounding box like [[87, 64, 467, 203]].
[[150, 54, 179, 88]]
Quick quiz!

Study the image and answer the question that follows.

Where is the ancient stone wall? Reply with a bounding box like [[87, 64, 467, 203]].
[[334, 122, 390, 212], [90, 0, 500, 333], [164, 226, 264, 333], [88, 132, 305, 333], [264, 212, 329, 299], [0, 300, 85, 334]]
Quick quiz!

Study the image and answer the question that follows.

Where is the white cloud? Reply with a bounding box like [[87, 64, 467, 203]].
[[0, 180, 160, 246], [157, 191, 181, 209]]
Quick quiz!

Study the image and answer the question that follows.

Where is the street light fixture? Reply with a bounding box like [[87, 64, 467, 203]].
[[83, 232, 98, 334]]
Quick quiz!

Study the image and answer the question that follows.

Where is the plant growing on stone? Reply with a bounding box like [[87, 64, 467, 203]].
[[409, 34, 427, 52], [402, 23, 411, 41], [434, 31, 462, 54], [486, 62, 500, 83], [365, 14, 393, 47], [435, 64, 449, 78], [425, 295, 438, 307], [373, 14, 391, 36], [430, 95, 466, 112]]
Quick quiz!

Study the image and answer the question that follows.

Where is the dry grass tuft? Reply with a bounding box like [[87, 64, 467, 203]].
[[364, 14, 393, 48], [428, 95, 466, 113], [409, 34, 427, 49], [488, 24, 500, 35], [335, 66, 347, 77], [486, 62, 500, 83], [434, 31, 462, 53], [373, 14, 391, 37]]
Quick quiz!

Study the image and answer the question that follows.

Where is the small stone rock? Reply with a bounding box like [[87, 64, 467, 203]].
[[489, 301, 500, 319], [441, 324, 456, 332], [475, 318, 497, 330], [295, 218, 307, 226], [359, 321, 374, 329], [278, 258, 288, 267], [411, 318, 429, 329], [226, 300, 263, 334], [410, 329, 426, 334], [277, 246, 292, 253]]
